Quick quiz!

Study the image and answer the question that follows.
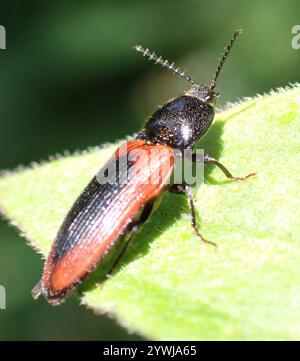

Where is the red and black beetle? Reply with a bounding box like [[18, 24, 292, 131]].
[[32, 30, 255, 304]]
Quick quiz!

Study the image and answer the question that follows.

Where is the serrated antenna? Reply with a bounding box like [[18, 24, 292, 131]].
[[134, 44, 199, 86], [210, 29, 242, 91]]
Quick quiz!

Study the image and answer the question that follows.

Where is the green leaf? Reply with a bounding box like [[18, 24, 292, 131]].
[[1, 85, 300, 340]]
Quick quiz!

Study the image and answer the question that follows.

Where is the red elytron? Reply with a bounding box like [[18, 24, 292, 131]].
[[34, 140, 175, 303]]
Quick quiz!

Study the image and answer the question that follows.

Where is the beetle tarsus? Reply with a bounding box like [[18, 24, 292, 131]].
[[169, 183, 218, 249], [185, 184, 218, 249], [230, 172, 257, 181], [200, 153, 256, 182]]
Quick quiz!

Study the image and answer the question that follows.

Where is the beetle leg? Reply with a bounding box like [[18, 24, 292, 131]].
[[106, 200, 154, 278], [169, 183, 217, 248], [192, 153, 256, 181], [185, 184, 218, 248], [168, 183, 187, 195]]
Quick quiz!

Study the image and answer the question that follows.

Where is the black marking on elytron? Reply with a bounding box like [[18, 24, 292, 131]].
[[137, 95, 214, 149], [53, 156, 135, 262]]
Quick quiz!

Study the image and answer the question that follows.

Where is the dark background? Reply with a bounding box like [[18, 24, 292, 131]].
[[0, 0, 299, 340]]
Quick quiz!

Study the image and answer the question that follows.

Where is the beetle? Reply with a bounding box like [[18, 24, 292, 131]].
[[32, 29, 255, 304]]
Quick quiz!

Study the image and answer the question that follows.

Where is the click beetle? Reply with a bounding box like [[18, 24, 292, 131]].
[[32, 29, 255, 304]]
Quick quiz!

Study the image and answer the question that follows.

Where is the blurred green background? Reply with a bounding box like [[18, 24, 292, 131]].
[[0, 0, 299, 340]]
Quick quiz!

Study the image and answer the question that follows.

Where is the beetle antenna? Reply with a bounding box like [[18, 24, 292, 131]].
[[210, 29, 242, 91], [134, 44, 199, 86]]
